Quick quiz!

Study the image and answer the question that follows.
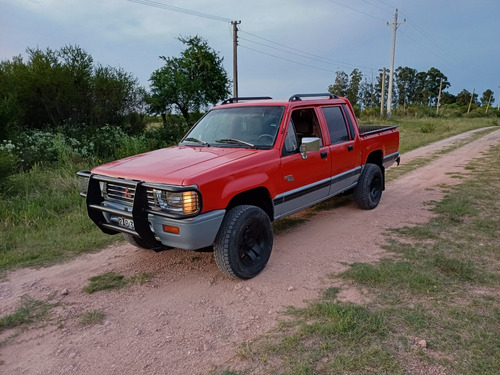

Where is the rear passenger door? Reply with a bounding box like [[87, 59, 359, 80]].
[[275, 107, 331, 218], [321, 105, 362, 195]]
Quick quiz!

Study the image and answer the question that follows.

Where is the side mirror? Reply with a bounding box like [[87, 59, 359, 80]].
[[299, 137, 320, 159]]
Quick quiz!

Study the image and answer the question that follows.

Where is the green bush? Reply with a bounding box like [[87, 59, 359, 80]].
[[0, 141, 19, 188], [420, 122, 436, 133], [10, 130, 93, 168]]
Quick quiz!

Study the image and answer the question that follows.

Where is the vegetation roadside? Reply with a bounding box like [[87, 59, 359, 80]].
[[0, 118, 498, 274], [216, 135, 500, 374]]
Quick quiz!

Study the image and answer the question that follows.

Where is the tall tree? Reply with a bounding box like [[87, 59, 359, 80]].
[[0, 45, 144, 136], [420, 67, 450, 106], [395, 66, 418, 107], [91, 65, 143, 131], [148, 36, 230, 123], [328, 71, 349, 98], [346, 69, 363, 107], [480, 89, 495, 106], [456, 89, 478, 107], [439, 92, 456, 105], [359, 77, 376, 109]]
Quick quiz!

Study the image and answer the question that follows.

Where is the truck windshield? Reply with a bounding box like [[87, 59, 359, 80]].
[[180, 106, 285, 149]]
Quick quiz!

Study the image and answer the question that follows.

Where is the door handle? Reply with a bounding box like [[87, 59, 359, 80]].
[[321, 151, 327, 159], [347, 145, 353, 151]]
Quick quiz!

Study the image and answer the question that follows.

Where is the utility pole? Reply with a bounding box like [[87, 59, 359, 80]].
[[498, 86, 500, 110], [436, 77, 443, 115], [386, 9, 404, 119], [467, 88, 475, 114], [485, 92, 492, 114], [380, 68, 386, 118], [232, 20, 241, 98]]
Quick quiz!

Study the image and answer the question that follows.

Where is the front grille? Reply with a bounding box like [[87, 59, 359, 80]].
[[106, 183, 136, 205], [146, 189, 156, 209]]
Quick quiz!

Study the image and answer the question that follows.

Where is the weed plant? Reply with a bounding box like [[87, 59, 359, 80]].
[[78, 310, 106, 325], [83, 271, 151, 293], [0, 295, 56, 331]]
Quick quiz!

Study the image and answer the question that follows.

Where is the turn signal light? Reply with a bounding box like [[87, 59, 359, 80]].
[[163, 225, 180, 234]]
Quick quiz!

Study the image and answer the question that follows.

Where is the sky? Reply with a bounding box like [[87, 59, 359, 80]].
[[1, 0, 499, 103]]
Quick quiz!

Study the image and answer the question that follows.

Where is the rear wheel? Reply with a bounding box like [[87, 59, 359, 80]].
[[214, 205, 273, 279], [353, 163, 383, 210]]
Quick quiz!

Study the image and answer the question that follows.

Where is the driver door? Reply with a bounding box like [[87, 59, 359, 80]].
[[275, 108, 331, 218]]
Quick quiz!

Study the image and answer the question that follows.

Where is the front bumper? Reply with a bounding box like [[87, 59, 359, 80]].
[[79, 171, 225, 250]]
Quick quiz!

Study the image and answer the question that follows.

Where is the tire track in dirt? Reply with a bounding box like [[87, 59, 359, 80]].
[[1, 128, 499, 375]]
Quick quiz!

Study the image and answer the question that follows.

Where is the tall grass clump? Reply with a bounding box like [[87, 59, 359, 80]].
[[0, 160, 118, 271], [0, 119, 189, 272]]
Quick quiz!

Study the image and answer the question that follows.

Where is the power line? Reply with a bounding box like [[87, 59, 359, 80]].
[[239, 32, 373, 71], [398, 29, 452, 63], [239, 45, 338, 74], [365, 0, 396, 12], [126, 0, 232, 23], [403, 16, 464, 64], [360, 0, 393, 14], [326, 0, 387, 22], [325, 1, 465, 67]]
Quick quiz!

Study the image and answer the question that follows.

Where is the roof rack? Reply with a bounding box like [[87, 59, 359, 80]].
[[288, 93, 338, 102], [221, 96, 272, 105]]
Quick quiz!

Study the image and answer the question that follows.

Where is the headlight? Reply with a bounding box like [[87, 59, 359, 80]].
[[99, 181, 107, 198], [153, 189, 200, 215], [76, 171, 90, 197]]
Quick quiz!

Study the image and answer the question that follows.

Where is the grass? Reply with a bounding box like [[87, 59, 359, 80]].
[[361, 117, 499, 153], [386, 126, 499, 182], [215, 143, 500, 374], [83, 271, 151, 293], [0, 295, 56, 331], [78, 310, 105, 325], [0, 161, 119, 273]]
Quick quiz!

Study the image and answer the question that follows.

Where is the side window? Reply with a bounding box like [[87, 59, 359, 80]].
[[284, 120, 299, 153], [291, 108, 323, 142], [283, 108, 323, 156], [342, 104, 355, 140], [322, 106, 350, 144]]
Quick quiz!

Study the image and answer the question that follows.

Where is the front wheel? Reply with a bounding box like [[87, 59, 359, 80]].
[[123, 233, 171, 252], [214, 205, 273, 279], [123, 233, 153, 249], [353, 163, 383, 210]]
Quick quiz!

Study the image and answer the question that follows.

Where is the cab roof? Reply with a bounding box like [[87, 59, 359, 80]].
[[216, 93, 350, 109]]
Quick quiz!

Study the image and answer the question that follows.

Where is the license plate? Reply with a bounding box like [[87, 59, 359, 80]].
[[118, 217, 135, 230]]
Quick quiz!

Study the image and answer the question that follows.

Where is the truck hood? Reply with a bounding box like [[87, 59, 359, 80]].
[[91, 146, 258, 185]]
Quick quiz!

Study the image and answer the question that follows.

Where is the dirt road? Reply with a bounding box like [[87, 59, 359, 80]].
[[1, 127, 499, 375]]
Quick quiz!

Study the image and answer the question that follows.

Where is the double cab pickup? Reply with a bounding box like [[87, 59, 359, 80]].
[[78, 93, 399, 279]]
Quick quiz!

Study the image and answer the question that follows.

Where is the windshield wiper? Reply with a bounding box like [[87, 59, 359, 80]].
[[183, 137, 210, 146], [215, 138, 255, 148]]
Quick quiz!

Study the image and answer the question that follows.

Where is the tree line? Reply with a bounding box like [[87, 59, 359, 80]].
[[1, 37, 497, 142], [328, 67, 495, 113], [0, 37, 230, 140]]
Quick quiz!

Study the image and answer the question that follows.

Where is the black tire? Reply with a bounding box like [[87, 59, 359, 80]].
[[214, 205, 273, 279], [353, 163, 383, 210], [123, 233, 154, 249], [123, 233, 172, 252], [194, 246, 214, 253]]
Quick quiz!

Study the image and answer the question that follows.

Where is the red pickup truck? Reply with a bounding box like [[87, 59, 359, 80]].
[[78, 93, 399, 279]]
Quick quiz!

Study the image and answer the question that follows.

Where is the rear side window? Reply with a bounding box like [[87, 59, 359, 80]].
[[341, 104, 356, 140], [322, 106, 350, 144]]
